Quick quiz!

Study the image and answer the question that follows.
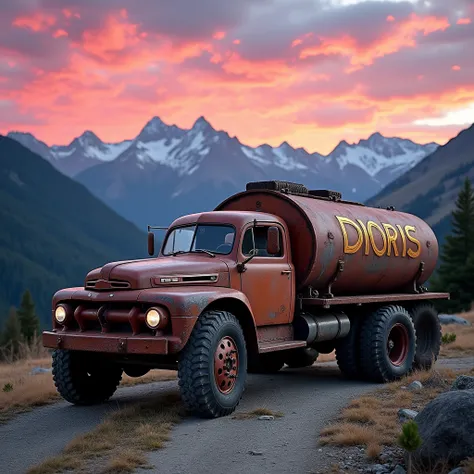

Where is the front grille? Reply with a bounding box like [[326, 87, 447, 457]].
[[56, 302, 166, 336]]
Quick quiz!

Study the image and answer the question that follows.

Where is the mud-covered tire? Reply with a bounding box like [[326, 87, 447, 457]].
[[334, 315, 363, 379], [283, 347, 319, 368], [52, 349, 123, 405], [178, 310, 247, 418], [360, 305, 416, 383], [408, 303, 442, 370], [248, 353, 285, 373]]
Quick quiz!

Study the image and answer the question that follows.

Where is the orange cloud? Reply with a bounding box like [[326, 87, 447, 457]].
[[457, 18, 471, 25], [213, 31, 226, 40], [452, 65, 461, 71], [300, 13, 450, 70], [13, 13, 56, 32], [386, 15, 395, 22], [53, 29, 68, 39]]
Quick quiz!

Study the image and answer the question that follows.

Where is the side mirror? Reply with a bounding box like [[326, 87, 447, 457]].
[[148, 232, 155, 256], [267, 226, 281, 255]]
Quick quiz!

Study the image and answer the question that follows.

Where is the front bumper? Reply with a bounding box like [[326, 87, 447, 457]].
[[42, 330, 181, 355]]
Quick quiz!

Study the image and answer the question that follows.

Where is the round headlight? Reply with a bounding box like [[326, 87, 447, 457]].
[[146, 308, 161, 329], [55, 305, 67, 324]]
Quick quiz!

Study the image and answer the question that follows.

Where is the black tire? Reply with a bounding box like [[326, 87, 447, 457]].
[[248, 352, 285, 373], [284, 347, 319, 368], [360, 305, 416, 383], [178, 310, 247, 418], [408, 303, 442, 370], [335, 315, 363, 379], [52, 349, 123, 405]]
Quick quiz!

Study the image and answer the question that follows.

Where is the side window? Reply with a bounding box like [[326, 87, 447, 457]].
[[242, 229, 255, 256], [241, 226, 283, 257]]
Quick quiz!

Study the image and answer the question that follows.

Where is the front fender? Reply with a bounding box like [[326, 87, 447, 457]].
[[137, 286, 256, 351]]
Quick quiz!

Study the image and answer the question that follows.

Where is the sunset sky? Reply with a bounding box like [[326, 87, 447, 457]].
[[1, 0, 473, 155]]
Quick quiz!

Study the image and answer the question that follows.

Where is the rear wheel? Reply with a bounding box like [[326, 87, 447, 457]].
[[52, 349, 123, 405], [178, 310, 247, 418], [408, 303, 442, 370], [284, 347, 319, 368], [360, 305, 416, 382]]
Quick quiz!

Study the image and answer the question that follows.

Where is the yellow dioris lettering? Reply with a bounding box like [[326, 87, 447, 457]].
[[356, 219, 370, 255], [336, 216, 363, 254], [367, 221, 387, 257], [396, 224, 407, 257], [383, 223, 399, 256], [336, 216, 420, 258], [404, 225, 421, 258]]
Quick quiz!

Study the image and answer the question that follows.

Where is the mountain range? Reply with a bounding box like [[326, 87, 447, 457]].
[[367, 122, 474, 248], [0, 135, 146, 328], [8, 116, 438, 230]]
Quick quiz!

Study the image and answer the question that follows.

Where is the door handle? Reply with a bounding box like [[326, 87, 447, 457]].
[[281, 270, 292, 275]]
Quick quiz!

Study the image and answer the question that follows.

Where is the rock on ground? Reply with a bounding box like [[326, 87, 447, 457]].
[[413, 389, 474, 468], [398, 408, 418, 423], [451, 375, 474, 391], [438, 314, 471, 326]]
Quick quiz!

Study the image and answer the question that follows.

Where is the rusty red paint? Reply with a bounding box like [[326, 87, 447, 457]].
[[388, 323, 409, 366], [215, 190, 439, 295], [214, 336, 239, 394]]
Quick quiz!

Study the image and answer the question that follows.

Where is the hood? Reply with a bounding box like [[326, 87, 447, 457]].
[[85, 255, 230, 290]]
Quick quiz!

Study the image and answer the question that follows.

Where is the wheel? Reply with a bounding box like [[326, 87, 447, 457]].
[[248, 352, 285, 373], [177, 310, 247, 418], [123, 365, 150, 378], [52, 349, 123, 405], [408, 303, 442, 370], [284, 347, 319, 368], [335, 315, 363, 379], [359, 305, 416, 383]]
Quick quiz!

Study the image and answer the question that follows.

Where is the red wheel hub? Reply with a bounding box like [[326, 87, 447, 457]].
[[214, 336, 239, 394], [387, 323, 409, 366]]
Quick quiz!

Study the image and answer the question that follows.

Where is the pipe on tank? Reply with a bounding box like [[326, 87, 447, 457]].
[[293, 311, 351, 343]]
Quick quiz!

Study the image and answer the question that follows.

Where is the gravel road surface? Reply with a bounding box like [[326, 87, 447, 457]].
[[1, 357, 472, 474]]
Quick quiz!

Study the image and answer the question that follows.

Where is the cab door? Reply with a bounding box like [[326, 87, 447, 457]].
[[239, 223, 294, 325]]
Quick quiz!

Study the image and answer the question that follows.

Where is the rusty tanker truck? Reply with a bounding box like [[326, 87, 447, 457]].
[[42, 181, 449, 418]]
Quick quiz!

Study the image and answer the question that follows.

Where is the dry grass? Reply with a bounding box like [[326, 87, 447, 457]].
[[461, 458, 474, 474], [317, 351, 336, 363], [320, 365, 474, 465], [232, 407, 284, 419], [27, 391, 182, 474], [440, 309, 474, 358], [0, 355, 177, 423]]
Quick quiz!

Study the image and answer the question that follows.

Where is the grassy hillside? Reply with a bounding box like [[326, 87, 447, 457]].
[[0, 135, 148, 329], [366, 123, 474, 247]]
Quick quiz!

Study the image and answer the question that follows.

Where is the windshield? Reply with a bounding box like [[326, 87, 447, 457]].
[[162, 224, 236, 256]]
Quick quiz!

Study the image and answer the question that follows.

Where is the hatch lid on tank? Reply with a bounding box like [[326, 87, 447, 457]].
[[245, 180, 365, 206]]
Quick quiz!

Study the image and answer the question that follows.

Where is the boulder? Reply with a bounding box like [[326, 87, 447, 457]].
[[438, 314, 471, 326], [451, 375, 474, 391], [398, 408, 418, 423], [412, 389, 474, 468], [407, 381, 423, 391]]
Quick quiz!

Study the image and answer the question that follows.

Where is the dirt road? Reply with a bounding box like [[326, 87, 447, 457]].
[[1, 358, 472, 474]]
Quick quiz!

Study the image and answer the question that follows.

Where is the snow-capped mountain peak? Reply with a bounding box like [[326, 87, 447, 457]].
[[7, 117, 440, 200]]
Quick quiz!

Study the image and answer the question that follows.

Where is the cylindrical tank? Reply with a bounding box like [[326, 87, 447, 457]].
[[215, 184, 439, 295]]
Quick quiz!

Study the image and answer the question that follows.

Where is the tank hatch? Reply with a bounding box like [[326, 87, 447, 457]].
[[245, 180, 308, 194], [308, 189, 342, 201]]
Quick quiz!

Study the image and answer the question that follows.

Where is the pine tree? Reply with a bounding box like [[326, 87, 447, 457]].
[[431, 177, 474, 312], [17, 289, 40, 344], [1, 307, 23, 357]]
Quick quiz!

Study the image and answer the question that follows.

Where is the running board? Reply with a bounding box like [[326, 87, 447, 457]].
[[258, 340, 307, 353]]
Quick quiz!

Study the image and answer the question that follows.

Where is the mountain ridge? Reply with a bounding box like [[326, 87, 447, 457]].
[[7, 116, 439, 231], [0, 134, 147, 327]]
